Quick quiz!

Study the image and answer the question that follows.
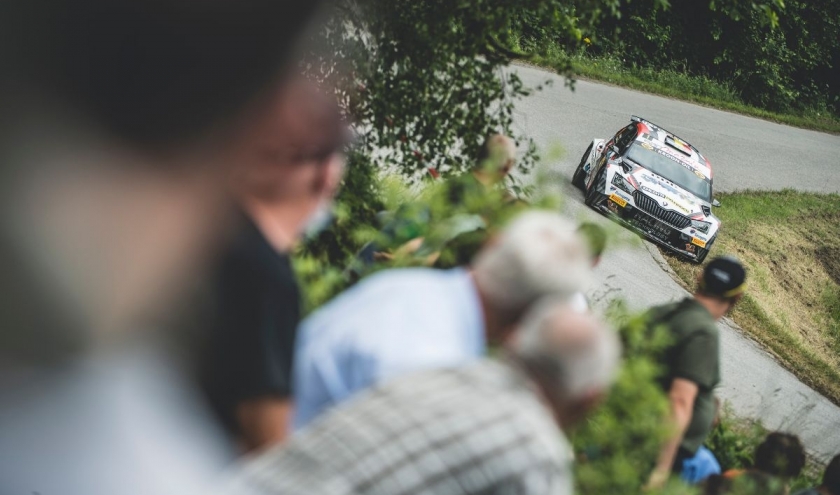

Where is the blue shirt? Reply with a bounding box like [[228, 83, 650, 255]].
[[681, 445, 721, 484], [292, 268, 485, 430]]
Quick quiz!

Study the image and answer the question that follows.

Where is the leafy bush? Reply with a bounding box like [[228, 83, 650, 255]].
[[572, 299, 676, 494], [707, 408, 767, 472]]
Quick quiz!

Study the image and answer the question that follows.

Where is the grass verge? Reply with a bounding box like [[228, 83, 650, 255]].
[[664, 190, 840, 405], [709, 406, 824, 490], [527, 53, 840, 135]]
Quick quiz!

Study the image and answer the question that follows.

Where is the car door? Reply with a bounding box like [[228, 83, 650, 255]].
[[588, 124, 636, 190]]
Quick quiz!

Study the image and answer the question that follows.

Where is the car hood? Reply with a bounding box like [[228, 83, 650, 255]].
[[632, 169, 708, 217]]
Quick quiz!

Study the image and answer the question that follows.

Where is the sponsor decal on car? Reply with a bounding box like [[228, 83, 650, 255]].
[[641, 185, 664, 197], [672, 136, 689, 149], [633, 214, 672, 240], [638, 174, 699, 207], [609, 193, 628, 207], [665, 197, 691, 214], [641, 142, 654, 150], [651, 142, 712, 180], [653, 146, 697, 172]]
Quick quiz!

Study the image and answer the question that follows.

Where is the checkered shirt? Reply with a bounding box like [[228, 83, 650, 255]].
[[223, 358, 573, 495]]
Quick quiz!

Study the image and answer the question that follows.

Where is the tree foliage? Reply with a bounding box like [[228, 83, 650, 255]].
[[298, 0, 672, 281], [290, 2, 835, 493], [572, 300, 676, 495], [305, 0, 683, 183], [570, 0, 839, 116]]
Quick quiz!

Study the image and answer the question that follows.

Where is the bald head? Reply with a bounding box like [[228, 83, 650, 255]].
[[472, 211, 592, 324], [476, 134, 516, 179], [512, 299, 621, 411]]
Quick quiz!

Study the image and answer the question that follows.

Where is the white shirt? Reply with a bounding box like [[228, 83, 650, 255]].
[[0, 346, 231, 495], [292, 267, 485, 430], [570, 291, 589, 313]]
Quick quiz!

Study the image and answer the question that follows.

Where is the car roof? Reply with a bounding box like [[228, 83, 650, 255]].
[[629, 116, 713, 179]]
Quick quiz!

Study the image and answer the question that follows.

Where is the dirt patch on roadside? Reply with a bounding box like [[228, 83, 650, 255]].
[[816, 246, 840, 286], [664, 191, 840, 405]]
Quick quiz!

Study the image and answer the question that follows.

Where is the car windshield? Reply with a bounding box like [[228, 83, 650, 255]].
[[626, 143, 711, 200]]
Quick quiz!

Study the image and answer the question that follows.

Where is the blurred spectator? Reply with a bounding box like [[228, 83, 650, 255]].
[[754, 432, 806, 480], [681, 396, 723, 484], [683, 446, 723, 485], [646, 256, 748, 488], [0, 1, 323, 494], [724, 432, 806, 492], [359, 133, 518, 268], [704, 474, 731, 494], [436, 133, 520, 266], [703, 472, 787, 495], [224, 300, 621, 495], [292, 210, 592, 429], [478, 134, 518, 179], [794, 453, 840, 495], [200, 77, 348, 453], [447, 133, 517, 197], [570, 222, 607, 312]]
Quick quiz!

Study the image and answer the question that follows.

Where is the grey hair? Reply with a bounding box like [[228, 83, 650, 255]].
[[511, 298, 621, 401], [472, 210, 591, 317]]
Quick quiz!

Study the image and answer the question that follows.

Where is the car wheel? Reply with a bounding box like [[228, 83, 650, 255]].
[[694, 235, 716, 264], [584, 167, 606, 207], [572, 144, 592, 190]]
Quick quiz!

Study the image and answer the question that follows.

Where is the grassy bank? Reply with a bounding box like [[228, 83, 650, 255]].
[[528, 53, 840, 134], [664, 190, 840, 405], [709, 407, 823, 490]]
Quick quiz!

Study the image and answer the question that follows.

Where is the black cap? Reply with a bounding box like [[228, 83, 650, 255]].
[[701, 256, 747, 298]]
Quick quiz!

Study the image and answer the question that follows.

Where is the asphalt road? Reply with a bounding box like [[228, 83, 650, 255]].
[[509, 63, 840, 462]]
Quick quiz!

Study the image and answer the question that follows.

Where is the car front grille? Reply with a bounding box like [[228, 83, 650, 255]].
[[632, 191, 691, 229]]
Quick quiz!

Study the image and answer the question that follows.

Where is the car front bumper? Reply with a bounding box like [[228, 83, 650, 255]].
[[594, 192, 709, 260]]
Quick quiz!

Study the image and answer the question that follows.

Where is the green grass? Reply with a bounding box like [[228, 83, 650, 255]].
[[665, 190, 840, 405], [526, 53, 840, 135], [709, 408, 824, 491]]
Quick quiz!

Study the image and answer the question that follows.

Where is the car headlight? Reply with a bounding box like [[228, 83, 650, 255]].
[[611, 173, 635, 194], [691, 219, 711, 234]]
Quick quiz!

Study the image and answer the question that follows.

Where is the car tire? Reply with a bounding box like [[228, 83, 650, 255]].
[[694, 235, 716, 264], [584, 167, 606, 207], [572, 144, 592, 190]]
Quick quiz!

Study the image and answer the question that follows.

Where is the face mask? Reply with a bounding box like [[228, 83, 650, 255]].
[[303, 201, 334, 239]]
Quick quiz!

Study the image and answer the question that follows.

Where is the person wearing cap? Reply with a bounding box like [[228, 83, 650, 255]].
[[646, 256, 747, 488]]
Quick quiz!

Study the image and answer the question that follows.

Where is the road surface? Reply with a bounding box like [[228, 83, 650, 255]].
[[509, 63, 840, 462]]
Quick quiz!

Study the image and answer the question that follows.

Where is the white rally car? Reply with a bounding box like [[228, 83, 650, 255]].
[[573, 116, 721, 263]]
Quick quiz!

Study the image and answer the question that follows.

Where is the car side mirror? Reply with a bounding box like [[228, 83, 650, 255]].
[[712, 199, 721, 207]]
